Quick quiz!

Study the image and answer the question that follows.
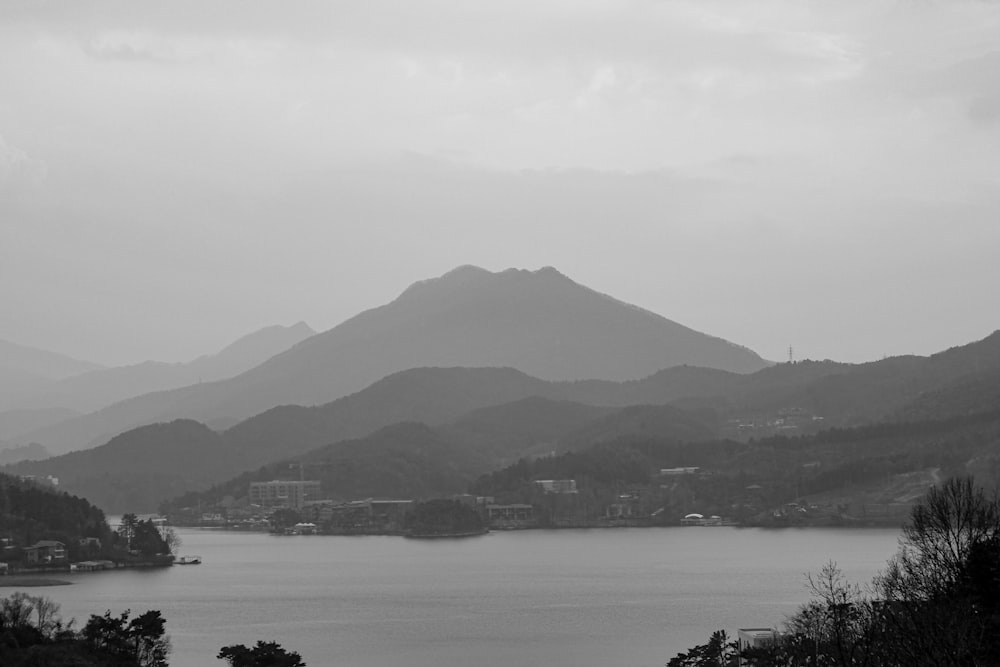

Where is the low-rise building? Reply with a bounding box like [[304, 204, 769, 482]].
[[660, 467, 700, 476], [534, 479, 577, 494], [486, 504, 534, 523], [737, 628, 776, 666], [24, 540, 66, 564]]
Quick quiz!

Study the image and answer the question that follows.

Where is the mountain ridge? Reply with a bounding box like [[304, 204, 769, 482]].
[[13, 266, 769, 454]]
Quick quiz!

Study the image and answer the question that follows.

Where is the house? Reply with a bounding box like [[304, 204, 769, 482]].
[[79, 537, 102, 551], [24, 540, 67, 564]]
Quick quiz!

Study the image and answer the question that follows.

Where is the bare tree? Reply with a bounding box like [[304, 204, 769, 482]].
[[873, 477, 1000, 666]]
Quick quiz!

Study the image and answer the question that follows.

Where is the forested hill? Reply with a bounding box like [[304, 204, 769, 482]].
[[12, 330, 1000, 514], [471, 408, 1000, 526], [0, 472, 112, 554], [164, 401, 719, 514]]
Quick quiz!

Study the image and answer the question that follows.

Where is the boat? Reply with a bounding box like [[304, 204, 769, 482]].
[[174, 555, 202, 565]]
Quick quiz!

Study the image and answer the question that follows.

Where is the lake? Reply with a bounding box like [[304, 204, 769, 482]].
[[31, 527, 900, 667]]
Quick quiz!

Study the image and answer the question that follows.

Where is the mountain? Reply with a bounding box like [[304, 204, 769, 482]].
[[7, 420, 230, 513], [186, 321, 317, 381], [0, 407, 80, 440], [8, 366, 725, 512], [14, 328, 1000, 514], [0, 441, 50, 465], [9, 322, 315, 415], [19, 329, 1000, 512], [0, 338, 104, 380], [167, 401, 721, 515], [558, 404, 718, 450], [14, 266, 768, 454], [172, 422, 491, 511], [0, 338, 104, 411], [437, 396, 619, 462]]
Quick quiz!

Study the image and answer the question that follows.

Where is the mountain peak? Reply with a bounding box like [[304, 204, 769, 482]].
[[442, 264, 491, 279], [402, 265, 578, 300]]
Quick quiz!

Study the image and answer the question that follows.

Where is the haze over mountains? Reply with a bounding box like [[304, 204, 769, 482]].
[[8, 266, 769, 454], [6, 263, 999, 515], [0, 338, 105, 409], [10, 329, 1000, 513], [0, 322, 315, 448]]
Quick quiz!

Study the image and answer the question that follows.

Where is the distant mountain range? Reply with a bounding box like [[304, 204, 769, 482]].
[[0, 322, 315, 446], [5, 322, 315, 414], [10, 329, 1000, 513], [10, 266, 769, 454], [0, 338, 104, 409]]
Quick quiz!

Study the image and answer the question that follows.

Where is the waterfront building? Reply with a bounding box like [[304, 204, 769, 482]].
[[24, 540, 66, 564], [486, 504, 534, 522], [249, 480, 321, 509]]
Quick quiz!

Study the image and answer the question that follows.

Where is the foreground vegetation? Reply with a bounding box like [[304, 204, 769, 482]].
[[0, 593, 304, 666], [669, 476, 1000, 666]]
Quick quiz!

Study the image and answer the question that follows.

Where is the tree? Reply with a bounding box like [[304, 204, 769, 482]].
[[131, 520, 170, 558], [670, 476, 1000, 667], [161, 525, 182, 555], [82, 609, 170, 667], [218, 640, 306, 667], [118, 513, 139, 550], [872, 476, 1000, 666], [666, 629, 736, 666]]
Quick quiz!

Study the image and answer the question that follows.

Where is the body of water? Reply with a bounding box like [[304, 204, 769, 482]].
[[33, 527, 900, 667]]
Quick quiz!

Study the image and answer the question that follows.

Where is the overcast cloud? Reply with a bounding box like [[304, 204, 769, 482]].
[[1, 0, 998, 366]]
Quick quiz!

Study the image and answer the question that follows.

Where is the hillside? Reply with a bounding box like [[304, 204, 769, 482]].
[[166, 404, 720, 514], [15, 266, 768, 455], [9, 420, 229, 513], [0, 471, 112, 558], [471, 409, 1000, 527], [436, 397, 618, 462]]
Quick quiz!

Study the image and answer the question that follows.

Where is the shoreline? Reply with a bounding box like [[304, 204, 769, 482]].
[[0, 576, 73, 587]]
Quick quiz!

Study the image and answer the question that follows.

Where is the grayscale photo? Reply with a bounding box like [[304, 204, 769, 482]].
[[1, 1, 999, 665]]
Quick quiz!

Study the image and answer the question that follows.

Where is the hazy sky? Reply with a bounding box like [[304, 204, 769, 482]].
[[2, 0, 998, 367]]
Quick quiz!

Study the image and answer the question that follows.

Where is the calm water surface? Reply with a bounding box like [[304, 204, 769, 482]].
[[35, 527, 900, 667]]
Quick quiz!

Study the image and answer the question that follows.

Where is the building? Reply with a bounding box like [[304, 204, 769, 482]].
[[78, 537, 102, 553], [534, 479, 578, 494], [249, 480, 321, 508], [660, 467, 700, 476], [485, 504, 534, 523], [736, 628, 776, 666], [18, 474, 59, 487], [301, 498, 413, 532], [24, 540, 66, 564]]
